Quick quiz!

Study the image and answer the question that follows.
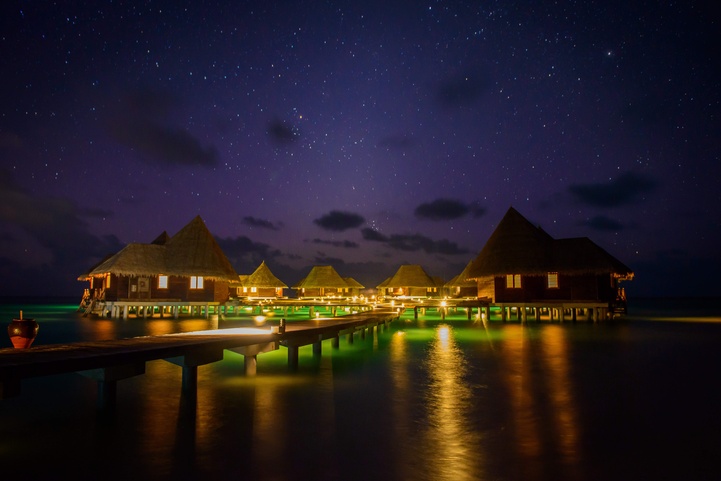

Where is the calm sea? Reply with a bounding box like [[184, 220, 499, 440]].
[[1, 297, 721, 481]]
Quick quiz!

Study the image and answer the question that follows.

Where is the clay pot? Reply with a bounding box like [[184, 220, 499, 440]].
[[8, 315, 39, 349]]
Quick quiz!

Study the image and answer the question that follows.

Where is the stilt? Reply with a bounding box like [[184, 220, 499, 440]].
[[287, 346, 299, 370], [244, 355, 257, 376]]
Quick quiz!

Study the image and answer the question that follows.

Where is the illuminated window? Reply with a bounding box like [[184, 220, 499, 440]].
[[242, 287, 248, 293], [158, 275, 168, 289], [105, 275, 111, 288], [547, 272, 559, 288], [190, 276, 204, 289], [506, 274, 522, 288], [251, 287, 257, 293]]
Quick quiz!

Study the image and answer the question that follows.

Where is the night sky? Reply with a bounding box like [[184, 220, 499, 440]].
[[1, 1, 719, 298]]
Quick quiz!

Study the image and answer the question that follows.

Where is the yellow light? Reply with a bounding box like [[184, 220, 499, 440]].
[[253, 316, 266, 326]]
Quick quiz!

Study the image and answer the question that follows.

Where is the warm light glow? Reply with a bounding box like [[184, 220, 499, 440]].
[[171, 327, 272, 335], [254, 315, 266, 326]]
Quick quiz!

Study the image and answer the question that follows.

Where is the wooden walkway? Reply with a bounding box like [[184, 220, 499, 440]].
[[0, 308, 399, 409]]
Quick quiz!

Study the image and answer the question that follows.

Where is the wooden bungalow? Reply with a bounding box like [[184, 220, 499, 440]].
[[342, 277, 365, 297], [80, 215, 239, 304], [444, 261, 478, 299], [292, 265, 351, 299], [231, 260, 288, 299], [380, 264, 443, 299], [463, 207, 633, 313]]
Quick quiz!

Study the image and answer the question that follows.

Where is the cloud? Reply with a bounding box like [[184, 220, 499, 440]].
[[215, 235, 282, 271], [309, 238, 359, 248], [0, 169, 125, 296], [569, 172, 656, 207], [241, 216, 282, 230], [361, 228, 469, 255], [313, 211, 366, 231], [106, 88, 219, 167], [584, 215, 625, 231], [267, 118, 299, 143], [414, 198, 486, 221], [436, 69, 490, 107], [313, 254, 346, 266]]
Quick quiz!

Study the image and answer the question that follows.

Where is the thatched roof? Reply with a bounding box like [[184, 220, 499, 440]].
[[229, 274, 250, 288], [293, 265, 348, 289], [385, 265, 436, 288], [343, 277, 364, 289], [151, 231, 170, 245], [163, 215, 238, 280], [85, 215, 238, 281], [552, 237, 633, 276], [376, 277, 391, 289], [465, 207, 633, 279], [245, 261, 288, 288], [87, 243, 167, 277], [446, 260, 476, 287]]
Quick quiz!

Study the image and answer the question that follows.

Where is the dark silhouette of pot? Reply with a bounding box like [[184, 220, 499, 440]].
[[8, 310, 39, 349]]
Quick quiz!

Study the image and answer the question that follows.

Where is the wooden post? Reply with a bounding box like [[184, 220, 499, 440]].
[[181, 365, 198, 399], [244, 355, 257, 376], [313, 340, 322, 356], [287, 346, 299, 370], [331, 335, 340, 349]]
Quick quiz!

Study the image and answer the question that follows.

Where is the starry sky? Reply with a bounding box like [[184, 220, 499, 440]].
[[1, 1, 719, 298]]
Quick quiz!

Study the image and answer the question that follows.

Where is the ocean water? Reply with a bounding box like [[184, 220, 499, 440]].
[[1, 297, 721, 481]]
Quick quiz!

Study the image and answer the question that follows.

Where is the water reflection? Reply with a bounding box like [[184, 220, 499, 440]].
[[540, 325, 581, 477], [422, 324, 482, 481], [498, 325, 582, 480]]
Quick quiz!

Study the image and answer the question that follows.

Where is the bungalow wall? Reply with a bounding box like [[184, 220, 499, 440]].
[[98, 275, 227, 302], [296, 287, 343, 298], [492, 273, 618, 303]]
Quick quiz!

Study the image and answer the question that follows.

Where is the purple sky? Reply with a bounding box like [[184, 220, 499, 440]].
[[1, 1, 719, 298]]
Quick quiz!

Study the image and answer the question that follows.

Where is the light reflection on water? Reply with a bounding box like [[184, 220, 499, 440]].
[[3, 301, 721, 480], [420, 324, 481, 481]]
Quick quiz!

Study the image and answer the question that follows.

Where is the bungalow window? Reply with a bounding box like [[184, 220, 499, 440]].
[[105, 275, 111, 289], [547, 272, 559, 288], [158, 275, 168, 289], [190, 276, 204, 289], [242, 287, 248, 293], [506, 274, 522, 288], [250, 287, 257, 293]]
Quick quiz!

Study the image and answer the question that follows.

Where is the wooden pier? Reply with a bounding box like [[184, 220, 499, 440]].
[[0, 307, 399, 410]]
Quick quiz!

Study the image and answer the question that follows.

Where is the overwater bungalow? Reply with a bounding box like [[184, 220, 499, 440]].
[[342, 277, 365, 297], [380, 264, 443, 299], [444, 261, 478, 299], [79, 216, 238, 314], [231, 260, 288, 299], [292, 265, 351, 299], [462, 207, 633, 315]]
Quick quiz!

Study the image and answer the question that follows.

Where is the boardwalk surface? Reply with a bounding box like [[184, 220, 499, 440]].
[[0, 308, 399, 401]]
